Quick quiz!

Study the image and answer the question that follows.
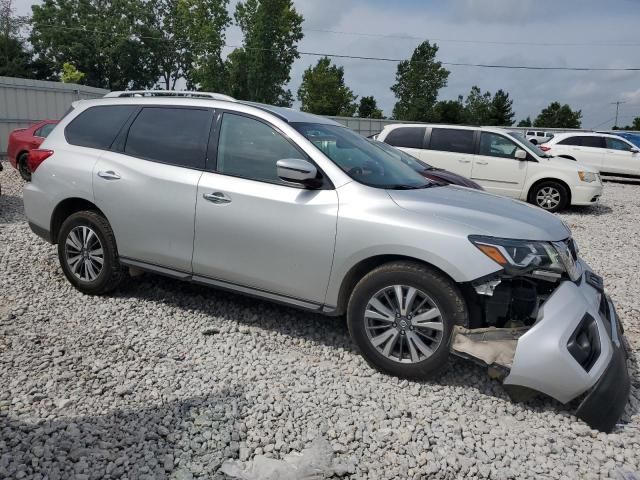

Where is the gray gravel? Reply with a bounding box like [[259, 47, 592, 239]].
[[1, 160, 639, 479]]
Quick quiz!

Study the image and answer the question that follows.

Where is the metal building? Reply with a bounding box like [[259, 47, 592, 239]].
[[0, 76, 107, 155]]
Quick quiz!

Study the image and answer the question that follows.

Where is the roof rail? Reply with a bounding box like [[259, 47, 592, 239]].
[[103, 90, 236, 101]]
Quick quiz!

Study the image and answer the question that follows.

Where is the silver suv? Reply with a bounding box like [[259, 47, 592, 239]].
[[24, 92, 629, 431]]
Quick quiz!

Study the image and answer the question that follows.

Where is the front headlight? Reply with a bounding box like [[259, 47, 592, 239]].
[[469, 235, 581, 280], [578, 171, 597, 183]]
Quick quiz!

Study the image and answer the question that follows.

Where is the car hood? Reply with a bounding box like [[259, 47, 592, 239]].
[[387, 186, 571, 241], [537, 154, 598, 172], [422, 168, 483, 190]]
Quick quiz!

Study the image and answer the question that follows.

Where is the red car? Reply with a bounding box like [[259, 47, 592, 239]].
[[8, 120, 58, 181]]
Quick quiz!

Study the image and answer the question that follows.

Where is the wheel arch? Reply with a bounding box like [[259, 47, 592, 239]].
[[527, 177, 572, 206], [334, 254, 461, 316], [50, 197, 108, 244]]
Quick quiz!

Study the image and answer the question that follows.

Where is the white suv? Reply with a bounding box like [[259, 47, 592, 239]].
[[525, 130, 554, 145], [377, 124, 603, 212], [542, 132, 640, 178]]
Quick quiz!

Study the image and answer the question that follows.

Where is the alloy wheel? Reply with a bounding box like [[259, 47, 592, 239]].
[[364, 285, 444, 364], [536, 186, 561, 210], [64, 226, 104, 282]]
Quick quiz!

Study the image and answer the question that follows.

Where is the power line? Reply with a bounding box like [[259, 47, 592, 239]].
[[304, 28, 640, 48], [32, 24, 640, 73]]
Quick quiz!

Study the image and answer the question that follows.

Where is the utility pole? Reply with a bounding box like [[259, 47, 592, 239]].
[[610, 101, 626, 128]]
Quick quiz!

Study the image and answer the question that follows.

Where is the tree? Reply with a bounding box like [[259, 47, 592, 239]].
[[0, 0, 45, 78], [30, 0, 162, 90], [226, 0, 303, 105], [61, 62, 84, 83], [534, 102, 582, 128], [391, 41, 449, 121], [619, 117, 640, 131], [357, 96, 384, 119], [463, 86, 492, 125], [297, 57, 357, 116], [517, 117, 532, 127], [431, 97, 466, 124], [487, 89, 515, 126]]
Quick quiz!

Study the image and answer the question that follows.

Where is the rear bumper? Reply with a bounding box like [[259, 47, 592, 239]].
[[504, 260, 630, 431]]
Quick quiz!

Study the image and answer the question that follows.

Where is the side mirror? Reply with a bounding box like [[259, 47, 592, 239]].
[[515, 149, 527, 160], [630, 147, 639, 154], [277, 158, 319, 187]]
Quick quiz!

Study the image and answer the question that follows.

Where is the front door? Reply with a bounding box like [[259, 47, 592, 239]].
[[471, 132, 528, 198], [603, 137, 640, 176], [192, 112, 338, 305]]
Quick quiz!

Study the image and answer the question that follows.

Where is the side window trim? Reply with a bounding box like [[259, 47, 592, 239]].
[[118, 105, 215, 171], [212, 109, 334, 190], [111, 106, 143, 153]]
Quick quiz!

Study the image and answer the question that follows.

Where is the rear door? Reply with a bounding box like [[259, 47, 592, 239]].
[[93, 106, 213, 272], [471, 132, 528, 197], [420, 127, 475, 177], [603, 137, 640, 176]]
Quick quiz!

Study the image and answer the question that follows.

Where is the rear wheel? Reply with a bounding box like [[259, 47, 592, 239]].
[[17, 152, 31, 181], [347, 261, 467, 380], [57, 211, 124, 295], [528, 180, 569, 212]]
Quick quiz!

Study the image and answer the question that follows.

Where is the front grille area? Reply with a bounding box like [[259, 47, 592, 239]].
[[567, 313, 601, 372]]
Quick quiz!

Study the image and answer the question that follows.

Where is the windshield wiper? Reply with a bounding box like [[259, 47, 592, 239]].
[[386, 183, 435, 190]]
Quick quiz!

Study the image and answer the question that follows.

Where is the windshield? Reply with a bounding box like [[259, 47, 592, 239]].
[[508, 131, 552, 158], [293, 123, 433, 189], [367, 139, 434, 171]]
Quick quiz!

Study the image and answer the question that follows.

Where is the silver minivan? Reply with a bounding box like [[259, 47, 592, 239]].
[[23, 92, 629, 431]]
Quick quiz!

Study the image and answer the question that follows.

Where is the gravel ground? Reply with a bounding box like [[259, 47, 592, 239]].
[[1, 160, 639, 480]]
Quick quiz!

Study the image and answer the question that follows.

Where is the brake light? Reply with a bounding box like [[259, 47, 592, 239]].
[[28, 149, 54, 172], [539, 145, 551, 152]]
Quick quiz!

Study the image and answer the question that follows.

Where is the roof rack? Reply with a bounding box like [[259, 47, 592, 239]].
[[103, 90, 236, 101]]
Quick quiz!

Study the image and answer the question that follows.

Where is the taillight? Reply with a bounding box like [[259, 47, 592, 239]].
[[28, 149, 54, 172], [539, 145, 551, 152]]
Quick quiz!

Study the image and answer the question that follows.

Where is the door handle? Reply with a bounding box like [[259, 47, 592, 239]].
[[97, 170, 121, 180], [476, 161, 489, 165], [458, 159, 471, 163], [203, 192, 232, 204]]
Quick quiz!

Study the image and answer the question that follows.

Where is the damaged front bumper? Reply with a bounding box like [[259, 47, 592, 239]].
[[454, 260, 630, 432]]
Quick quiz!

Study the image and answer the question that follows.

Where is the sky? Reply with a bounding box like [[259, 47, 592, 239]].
[[15, 0, 640, 128]]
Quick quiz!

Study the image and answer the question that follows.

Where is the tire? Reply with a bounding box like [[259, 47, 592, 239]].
[[17, 152, 31, 181], [528, 180, 569, 213], [346, 261, 467, 380], [57, 210, 124, 295]]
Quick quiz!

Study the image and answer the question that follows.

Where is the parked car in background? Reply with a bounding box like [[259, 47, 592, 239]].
[[368, 139, 483, 190], [22, 91, 629, 432], [377, 123, 602, 212], [597, 131, 640, 148], [525, 130, 555, 145], [7, 120, 58, 181], [542, 132, 640, 178]]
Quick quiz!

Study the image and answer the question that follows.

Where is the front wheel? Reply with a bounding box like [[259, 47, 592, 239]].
[[528, 181, 569, 212], [17, 153, 31, 181], [347, 261, 467, 380], [57, 211, 124, 295]]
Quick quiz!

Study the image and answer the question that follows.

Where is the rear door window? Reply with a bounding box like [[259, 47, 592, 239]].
[[429, 128, 475, 154], [384, 127, 426, 149], [580, 136, 605, 148], [558, 136, 581, 146], [66, 105, 137, 149], [124, 107, 213, 169], [34, 123, 56, 138]]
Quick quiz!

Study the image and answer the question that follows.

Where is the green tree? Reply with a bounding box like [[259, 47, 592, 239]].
[[463, 86, 492, 125], [30, 0, 161, 89], [226, 0, 303, 105], [534, 102, 582, 128], [61, 62, 85, 83], [619, 117, 640, 131], [357, 95, 384, 119], [297, 57, 357, 116], [517, 116, 532, 127], [431, 97, 466, 124], [487, 89, 515, 126], [391, 41, 449, 121], [0, 0, 43, 78]]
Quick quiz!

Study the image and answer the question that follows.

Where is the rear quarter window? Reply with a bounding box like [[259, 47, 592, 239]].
[[65, 105, 138, 149], [384, 127, 426, 149]]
